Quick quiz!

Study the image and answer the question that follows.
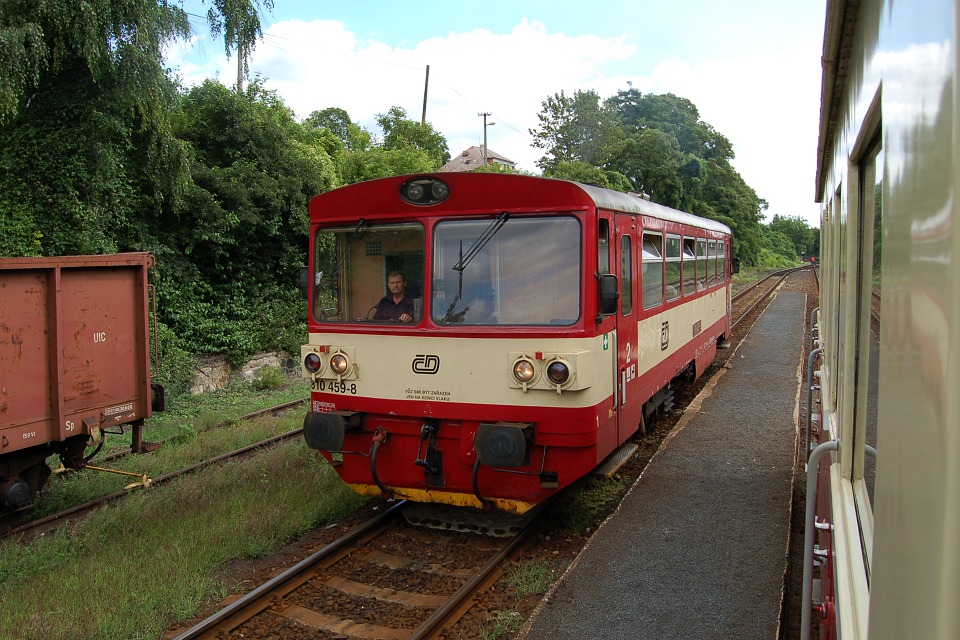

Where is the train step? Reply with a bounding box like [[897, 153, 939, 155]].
[[594, 443, 638, 478]]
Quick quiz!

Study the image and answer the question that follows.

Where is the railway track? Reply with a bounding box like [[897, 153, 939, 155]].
[[168, 500, 538, 640], [731, 266, 811, 329], [0, 398, 308, 542]]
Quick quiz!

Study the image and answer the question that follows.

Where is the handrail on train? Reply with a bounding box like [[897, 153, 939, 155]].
[[801, 439, 840, 640], [806, 347, 823, 460]]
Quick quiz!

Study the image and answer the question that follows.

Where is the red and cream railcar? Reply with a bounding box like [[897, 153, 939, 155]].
[[300, 173, 733, 513]]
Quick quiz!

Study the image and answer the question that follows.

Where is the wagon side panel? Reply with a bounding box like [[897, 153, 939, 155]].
[[0, 269, 56, 454]]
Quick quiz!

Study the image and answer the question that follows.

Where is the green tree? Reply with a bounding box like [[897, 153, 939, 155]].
[[603, 86, 765, 263], [375, 106, 450, 168], [699, 159, 766, 263], [769, 214, 817, 258], [547, 161, 632, 191], [529, 90, 623, 172], [304, 107, 353, 146], [206, 0, 275, 92], [341, 147, 437, 184], [156, 79, 338, 361], [0, 0, 190, 256], [606, 88, 734, 160], [609, 128, 686, 208]]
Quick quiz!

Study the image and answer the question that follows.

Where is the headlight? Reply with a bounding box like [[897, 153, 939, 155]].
[[513, 359, 536, 383], [431, 180, 450, 200], [546, 360, 570, 385], [330, 353, 349, 375], [405, 182, 425, 201], [399, 177, 450, 205], [304, 352, 323, 373]]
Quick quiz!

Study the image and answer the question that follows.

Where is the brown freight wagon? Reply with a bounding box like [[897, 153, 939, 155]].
[[0, 253, 163, 509]]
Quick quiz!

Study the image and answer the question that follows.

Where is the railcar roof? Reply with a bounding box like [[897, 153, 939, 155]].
[[573, 181, 731, 234], [310, 173, 731, 235]]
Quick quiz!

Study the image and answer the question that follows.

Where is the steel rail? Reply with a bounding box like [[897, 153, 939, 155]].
[[94, 397, 308, 465], [170, 500, 409, 640], [732, 273, 788, 329], [2, 427, 305, 542], [408, 514, 538, 639]]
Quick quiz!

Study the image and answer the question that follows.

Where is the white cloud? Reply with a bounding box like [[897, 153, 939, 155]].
[[171, 17, 821, 226]]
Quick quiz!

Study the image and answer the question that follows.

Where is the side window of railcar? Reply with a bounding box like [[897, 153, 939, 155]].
[[641, 232, 664, 309], [598, 218, 610, 274], [718, 242, 726, 283], [665, 235, 681, 302], [697, 239, 708, 291], [708, 240, 718, 287], [313, 223, 425, 323], [682, 237, 697, 296], [620, 235, 633, 315]]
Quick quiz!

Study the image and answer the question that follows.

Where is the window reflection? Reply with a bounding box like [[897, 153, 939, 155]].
[[432, 216, 581, 325], [854, 135, 882, 582]]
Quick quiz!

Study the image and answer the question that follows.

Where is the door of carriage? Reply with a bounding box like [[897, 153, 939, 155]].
[[614, 214, 643, 442]]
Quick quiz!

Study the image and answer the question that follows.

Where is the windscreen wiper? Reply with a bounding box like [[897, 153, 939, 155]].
[[452, 211, 509, 272]]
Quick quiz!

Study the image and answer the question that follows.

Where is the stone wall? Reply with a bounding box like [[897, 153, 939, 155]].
[[190, 351, 298, 395]]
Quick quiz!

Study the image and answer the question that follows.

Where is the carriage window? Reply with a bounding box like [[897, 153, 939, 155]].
[[312, 223, 425, 324], [697, 239, 708, 291], [432, 216, 581, 325], [708, 240, 718, 287], [855, 136, 882, 531], [682, 237, 697, 296], [642, 232, 664, 309], [620, 235, 633, 315], [665, 235, 681, 301]]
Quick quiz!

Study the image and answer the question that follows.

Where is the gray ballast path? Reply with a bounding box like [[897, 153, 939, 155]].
[[524, 291, 806, 640]]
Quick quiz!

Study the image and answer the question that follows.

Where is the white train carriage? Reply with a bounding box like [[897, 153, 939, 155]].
[[809, 1, 960, 638]]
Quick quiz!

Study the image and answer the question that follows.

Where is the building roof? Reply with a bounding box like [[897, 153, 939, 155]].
[[439, 146, 516, 172]]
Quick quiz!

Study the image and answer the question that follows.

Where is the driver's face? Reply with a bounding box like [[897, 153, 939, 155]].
[[388, 276, 405, 294]]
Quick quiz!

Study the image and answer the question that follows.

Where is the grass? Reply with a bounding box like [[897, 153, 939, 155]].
[[507, 558, 555, 598], [555, 472, 634, 536], [30, 377, 311, 518], [1, 381, 365, 640], [478, 610, 523, 640]]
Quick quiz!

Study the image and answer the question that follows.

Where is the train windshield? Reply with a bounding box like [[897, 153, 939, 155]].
[[432, 216, 581, 325], [312, 222, 426, 324]]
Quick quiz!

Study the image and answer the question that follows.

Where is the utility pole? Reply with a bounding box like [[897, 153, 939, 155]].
[[421, 65, 430, 125], [479, 112, 494, 163], [236, 42, 245, 92]]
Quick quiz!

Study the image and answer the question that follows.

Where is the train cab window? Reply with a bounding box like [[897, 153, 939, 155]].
[[682, 237, 697, 296], [718, 242, 726, 283], [708, 240, 718, 287], [598, 218, 610, 274], [696, 239, 708, 291], [641, 232, 664, 309], [431, 216, 581, 325], [620, 235, 633, 315], [665, 235, 681, 302], [312, 222, 425, 324]]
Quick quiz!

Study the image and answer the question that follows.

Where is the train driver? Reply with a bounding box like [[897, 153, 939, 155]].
[[374, 271, 415, 322]]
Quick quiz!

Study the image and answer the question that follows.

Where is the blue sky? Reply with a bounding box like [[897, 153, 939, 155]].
[[168, 1, 827, 225]]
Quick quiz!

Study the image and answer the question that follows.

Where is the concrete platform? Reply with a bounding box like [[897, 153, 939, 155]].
[[523, 291, 806, 640]]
